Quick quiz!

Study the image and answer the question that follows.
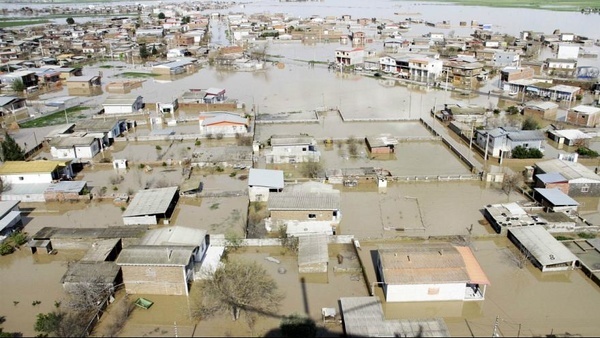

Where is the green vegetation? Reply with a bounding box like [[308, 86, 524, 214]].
[[511, 146, 543, 159], [1, 133, 25, 161], [19, 106, 90, 128], [578, 232, 597, 239], [416, 0, 599, 12], [10, 79, 25, 93], [521, 116, 540, 130], [66, 17, 75, 25], [158, 12, 166, 20], [576, 147, 599, 158], [118, 72, 160, 78], [0, 20, 50, 28], [555, 235, 573, 241]]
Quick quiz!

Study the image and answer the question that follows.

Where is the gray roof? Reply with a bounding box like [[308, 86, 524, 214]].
[[32, 226, 146, 240], [73, 119, 120, 132], [153, 57, 196, 69], [66, 75, 99, 82], [140, 226, 206, 247], [507, 130, 545, 142], [103, 95, 142, 106], [508, 225, 578, 267], [45, 180, 87, 194], [61, 261, 121, 284], [0, 200, 19, 218], [535, 159, 600, 182], [81, 238, 121, 262], [537, 173, 567, 184], [270, 135, 315, 146], [49, 135, 97, 148], [298, 234, 328, 266], [534, 188, 579, 206], [116, 245, 195, 266], [122, 187, 179, 218], [0, 96, 24, 107], [248, 168, 284, 189], [339, 297, 450, 337], [268, 192, 340, 211]]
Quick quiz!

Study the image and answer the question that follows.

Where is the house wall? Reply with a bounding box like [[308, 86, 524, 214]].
[[104, 105, 135, 115], [537, 181, 569, 195], [270, 209, 336, 222], [249, 186, 270, 202], [51, 147, 77, 159], [523, 107, 558, 120], [0, 193, 45, 202], [508, 139, 543, 152], [285, 221, 335, 236], [66, 81, 91, 90], [1, 173, 53, 185], [120, 265, 188, 295], [267, 146, 320, 164], [384, 282, 467, 302], [566, 111, 599, 127], [75, 142, 100, 159], [200, 124, 247, 136], [568, 182, 600, 197], [122, 215, 157, 225]]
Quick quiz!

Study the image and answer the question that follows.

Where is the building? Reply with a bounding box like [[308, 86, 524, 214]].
[[377, 243, 490, 302], [61, 261, 122, 295], [483, 202, 577, 234], [339, 297, 450, 337], [0, 200, 21, 243], [533, 188, 579, 214], [475, 127, 545, 158], [365, 135, 397, 154], [500, 67, 534, 84], [546, 129, 591, 146], [44, 181, 89, 202], [298, 234, 328, 273], [507, 225, 578, 272], [557, 44, 579, 59], [523, 101, 559, 120], [566, 105, 600, 127], [535, 173, 569, 195], [248, 168, 284, 202], [65, 75, 101, 93], [198, 112, 249, 136], [0, 160, 73, 185], [535, 158, 600, 197], [492, 51, 520, 68], [335, 46, 364, 66], [0, 70, 38, 90], [122, 187, 179, 225], [151, 58, 197, 75], [140, 226, 209, 264], [0, 96, 27, 116], [102, 95, 144, 115], [266, 135, 320, 164], [49, 134, 101, 160]]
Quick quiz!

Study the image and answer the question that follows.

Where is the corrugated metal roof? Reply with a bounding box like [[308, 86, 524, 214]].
[[122, 187, 179, 218], [0, 96, 23, 107], [298, 234, 328, 266], [270, 135, 315, 146], [0, 160, 66, 174], [81, 238, 121, 262], [537, 173, 568, 184], [116, 245, 195, 266], [61, 261, 120, 284], [508, 225, 578, 267], [248, 168, 284, 189], [340, 297, 450, 337], [507, 130, 545, 141], [140, 226, 206, 247], [534, 188, 579, 206], [45, 180, 87, 193], [103, 94, 142, 106], [0, 200, 19, 217], [536, 159, 600, 182], [268, 192, 340, 211]]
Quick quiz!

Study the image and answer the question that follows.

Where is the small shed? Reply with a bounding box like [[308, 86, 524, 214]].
[[122, 187, 179, 225], [533, 188, 579, 213], [44, 180, 88, 202], [535, 173, 569, 195], [298, 234, 329, 273], [61, 261, 122, 293], [365, 135, 398, 154], [248, 168, 284, 202], [508, 225, 578, 272]]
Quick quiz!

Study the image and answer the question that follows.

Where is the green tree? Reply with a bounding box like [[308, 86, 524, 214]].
[[66, 17, 75, 25], [192, 259, 283, 322], [511, 146, 543, 159], [157, 12, 165, 20], [521, 116, 540, 130], [10, 79, 25, 93], [506, 106, 520, 115], [280, 314, 317, 337], [34, 312, 63, 335], [1, 133, 25, 161], [139, 44, 149, 59]]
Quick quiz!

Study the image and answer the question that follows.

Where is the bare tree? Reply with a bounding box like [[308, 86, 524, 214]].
[[299, 160, 324, 179], [192, 259, 283, 322], [503, 247, 530, 269], [502, 172, 523, 196]]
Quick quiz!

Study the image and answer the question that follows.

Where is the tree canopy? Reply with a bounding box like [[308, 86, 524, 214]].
[[157, 12, 165, 19], [66, 17, 75, 25], [1, 133, 25, 161]]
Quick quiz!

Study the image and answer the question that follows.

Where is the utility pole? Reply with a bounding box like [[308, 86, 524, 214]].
[[492, 315, 501, 337]]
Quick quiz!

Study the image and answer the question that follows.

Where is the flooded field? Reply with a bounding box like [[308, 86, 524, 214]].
[[359, 237, 600, 337]]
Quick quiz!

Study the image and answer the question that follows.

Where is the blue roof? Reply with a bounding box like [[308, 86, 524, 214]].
[[534, 188, 579, 206], [537, 173, 567, 184]]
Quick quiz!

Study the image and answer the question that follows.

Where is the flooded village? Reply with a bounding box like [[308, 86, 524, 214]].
[[1, 0, 600, 336]]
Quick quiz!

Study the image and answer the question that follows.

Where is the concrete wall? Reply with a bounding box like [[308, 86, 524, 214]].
[[122, 215, 157, 225], [385, 282, 467, 302], [270, 209, 335, 222], [299, 262, 328, 274], [568, 182, 600, 197], [249, 186, 269, 202], [1, 173, 53, 185], [121, 265, 188, 295], [200, 124, 247, 136]]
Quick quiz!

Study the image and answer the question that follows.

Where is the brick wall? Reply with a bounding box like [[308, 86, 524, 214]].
[[121, 265, 188, 296]]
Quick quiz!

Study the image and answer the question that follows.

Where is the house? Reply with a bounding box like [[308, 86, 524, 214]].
[[533, 188, 579, 214], [546, 129, 591, 146], [546, 58, 577, 76], [566, 105, 600, 127], [65, 75, 101, 94], [44, 181, 89, 202], [198, 112, 248, 136], [267, 182, 341, 236], [492, 51, 520, 68], [500, 67, 534, 84], [60, 261, 122, 295], [535, 158, 600, 197], [475, 127, 545, 158], [297, 234, 328, 274], [483, 202, 577, 234], [557, 44, 579, 59], [507, 225, 578, 272], [49, 134, 101, 160], [365, 135, 397, 154], [122, 187, 179, 225], [102, 95, 144, 115], [339, 297, 450, 337], [0, 70, 38, 90], [115, 226, 208, 296], [248, 168, 284, 202], [376, 243, 490, 302], [266, 135, 320, 164], [523, 101, 559, 120], [0, 200, 21, 243], [72, 119, 128, 144], [151, 57, 197, 75], [535, 173, 569, 195], [0, 160, 73, 185], [28, 226, 144, 252], [0, 96, 26, 116], [335, 46, 364, 66]]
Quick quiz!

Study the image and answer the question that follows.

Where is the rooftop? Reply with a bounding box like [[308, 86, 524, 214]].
[[0, 160, 67, 175], [116, 245, 195, 266], [103, 94, 142, 106], [61, 261, 121, 285], [270, 135, 315, 146], [122, 186, 179, 218], [248, 168, 284, 189], [140, 226, 206, 247], [535, 159, 600, 182], [534, 188, 579, 206], [508, 225, 578, 267], [298, 234, 328, 266], [81, 238, 121, 262], [32, 226, 146, 240], [571, 105, 600, 115], [268, 191, 340, 211], [45, 180, 87, 194]]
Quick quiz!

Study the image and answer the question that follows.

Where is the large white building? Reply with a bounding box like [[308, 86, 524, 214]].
[[102, 95, 144, 115]]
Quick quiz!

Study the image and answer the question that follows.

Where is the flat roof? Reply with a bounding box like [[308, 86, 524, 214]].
[[122, 187, 179, 218], [507, 130, 545, 141], [32, 226, 146, 240], [73, 119, 120, 132], [340, 297, 450, 337], [49, 135, 97, 148], [366, 134, 398, 148], [116, 245, 195, 266], [537, 173, 568, 184], [45, 180, 87, 194], [551, 129, 591, 140], [268, 192, 340, 211], [61, 261, 121, 284], [0, 160, 67, 175], [103, 95, 142, 106], [534, 188, 579, 206], [571, 105, 600, 115], [140, 226, 206, 247], [526, 101, 559, 110], [0, 211, 21, 233], [81, 238, 121, 262], [0, 200, 19, 218], [298, 234, 328, 266], [270, 135, 315, 146], [536, 159, 600, 182], [508, 225, 578, 266], [248, 168, 284, 189], [379, 243, 490, 285]]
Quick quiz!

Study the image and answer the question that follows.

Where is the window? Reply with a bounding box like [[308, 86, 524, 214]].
[[581, 184, 590, 193], [308, 214, 317, 219]]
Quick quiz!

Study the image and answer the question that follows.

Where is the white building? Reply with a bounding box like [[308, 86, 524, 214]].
[[492, 51, 520, 68], [0, 160, 73, 185], [248, 168, 284, 202], [49, 134, 101, 160], [508, 225, 578, 272], [198, 112, 249, 136], [334, 47, 364, 66], [557, 44, 579, 59], [377, 243, 490, 302], [266, 135, 320, 164], [475, 127, 545, 158], [102, 95, 144, 115]]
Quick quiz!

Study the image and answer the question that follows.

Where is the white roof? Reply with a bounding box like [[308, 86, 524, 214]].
[[553, 129, 591, 140], [122, 187, 179, 218], [140, 226, 206, 247], [298, 234, 328, 266], [248, 168, 284, 189], [571, 105, 600, 115], [508, 225, 578, 267]]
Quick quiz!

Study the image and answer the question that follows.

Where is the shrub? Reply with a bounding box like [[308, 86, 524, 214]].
[[112, 186, 118, 191], [512, 146, 543, 159], [0, 242, 14, 255], [576, 147, 599, 158], [195, 140, 201, 146], [229, 171, 237, 177], [162, 162, 167, 166], [216, 166, 224, 172], [578, 232, 596, 239], [215, 133, 224, 140], [10, 231, 27, 246], [155, 145, 162, 151]]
